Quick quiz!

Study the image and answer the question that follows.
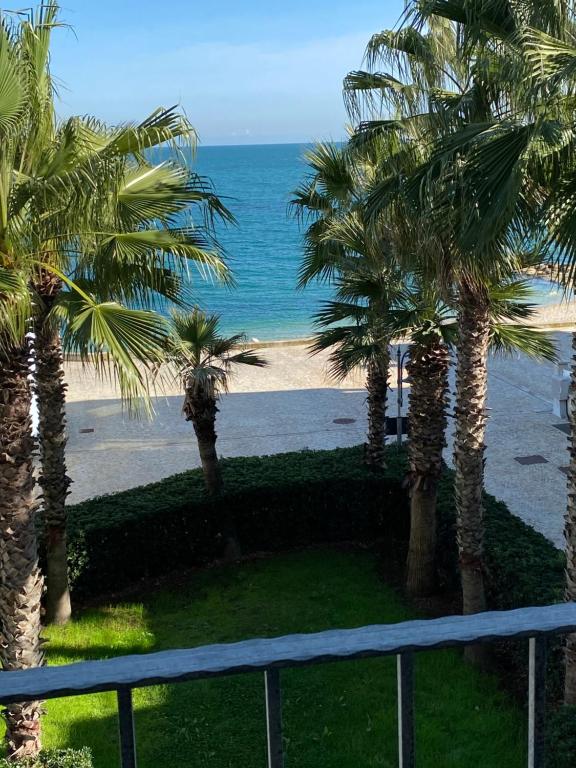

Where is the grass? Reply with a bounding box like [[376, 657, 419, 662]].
[[39, 549, 525, 767]]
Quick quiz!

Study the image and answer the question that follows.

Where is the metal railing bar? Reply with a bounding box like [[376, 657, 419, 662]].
[[265, 669, 284, 768], [0, 604, 574, 704], [117, 686, 137, 768], [397, 652, 415, 768], [528, 637, 547, 768]]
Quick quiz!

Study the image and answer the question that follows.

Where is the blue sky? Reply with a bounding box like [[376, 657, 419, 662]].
[[45, 0, 404, 145]]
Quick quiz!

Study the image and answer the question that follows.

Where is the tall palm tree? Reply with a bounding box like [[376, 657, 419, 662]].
[[0, 5, 69, 755], [292, 142, 399, 467], [345, 7, 565, 638], [35, 136, 232, 627], [165, 309, 267, 555], [344, 11, 533, 639], [0, 2, 230, 755], [396, 0, 576, 689], [412, 0, 576, 705]]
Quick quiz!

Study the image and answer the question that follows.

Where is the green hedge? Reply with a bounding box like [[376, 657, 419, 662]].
[[0, 749, 93, 767], [66, 444, 564, 612], [547, 706, 576, 768], [434, 469, 565, 610], [65, 446, 408, 599]]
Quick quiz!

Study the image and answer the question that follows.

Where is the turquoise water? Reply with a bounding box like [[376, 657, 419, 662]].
[[157, 144, 565, 340], [191, 143, 331, 340]]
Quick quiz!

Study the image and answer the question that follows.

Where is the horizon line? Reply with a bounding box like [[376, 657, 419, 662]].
[[198, 139, 344, 149]]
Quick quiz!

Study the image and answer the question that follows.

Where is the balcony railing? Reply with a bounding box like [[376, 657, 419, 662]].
[[1, 604, 575, 768]]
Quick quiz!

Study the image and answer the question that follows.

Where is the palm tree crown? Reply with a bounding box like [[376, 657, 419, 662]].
[[167, 309, 267, 403]]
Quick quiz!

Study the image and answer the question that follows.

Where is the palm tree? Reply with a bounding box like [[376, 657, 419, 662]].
[[0, 2, 230, 754], [35, 137, 232, 627], [393, 0, 576, 688], [344, 12, 531, 638], [292, 142, 398, 467], [316, 248, 555, 600], [386, 281, 455, 597], [165, 309, 267, 554], [0, 5, 70, 754], [311, 260, 402, 469], [344, 7, 565, 627]]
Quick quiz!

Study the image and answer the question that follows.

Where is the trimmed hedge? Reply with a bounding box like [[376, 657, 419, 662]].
[[547, 706, 576, 768], [65, 446, 409, 599], [66, 444, 565, 613], [0, 749, 93, 767], [434, 469, 565, 610]]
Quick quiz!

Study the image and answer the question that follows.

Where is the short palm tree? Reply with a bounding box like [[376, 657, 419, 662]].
[[311, 238, 404, 468], [165, 309, 267, 552]]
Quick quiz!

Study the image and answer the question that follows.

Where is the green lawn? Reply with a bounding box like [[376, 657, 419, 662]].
[[39, 550, 525, 767]]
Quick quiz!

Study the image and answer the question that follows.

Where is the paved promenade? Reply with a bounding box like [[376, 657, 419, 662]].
[[63, 321, 575, 549]]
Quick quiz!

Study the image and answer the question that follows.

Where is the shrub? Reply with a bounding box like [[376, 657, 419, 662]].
[[547, 706, 576, 768], [64, 446, 408, 599], [0, 748, 93, 767], [64, 444, 565, 619]]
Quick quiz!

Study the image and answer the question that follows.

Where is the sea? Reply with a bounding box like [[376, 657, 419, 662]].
[[168, 143, 563, 341], [190, 142, 331, 341]]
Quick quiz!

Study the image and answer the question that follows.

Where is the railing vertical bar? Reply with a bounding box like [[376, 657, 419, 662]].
[[265, 668, 284, 768], [117, 686, 137, 768], [397, 651, 415, 768], [528, 637, 547, 768]]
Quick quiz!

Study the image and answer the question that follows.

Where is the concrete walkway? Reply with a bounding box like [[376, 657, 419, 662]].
[[63, 329, 574, 549], [449, 330, 572, 548]]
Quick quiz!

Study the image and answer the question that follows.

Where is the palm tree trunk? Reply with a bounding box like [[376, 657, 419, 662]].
[[0, 343, 44, 759], [454, 285, 490, 664], [564, 330, 576, 704], [365, 352, 389, 468], [405, 340, 450, 597], [195, 424, 221, 496], [33, 310, 72, 626], [186, 390, 221, 496], [185, 389, 240, 558]]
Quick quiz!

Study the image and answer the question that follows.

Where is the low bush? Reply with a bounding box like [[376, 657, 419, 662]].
[[0, 749, 93, 767], [65, 444, 564, 614], [547, 706, 576, 768], [64, 446, 408, 599]]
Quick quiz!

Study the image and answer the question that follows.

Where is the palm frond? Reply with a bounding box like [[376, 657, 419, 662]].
[[100, 106, 197, 158], [0, 19, 25, 137], [55, 287, 169, 414], [0, 266, 31, 351], [489, 324, 557, 361]]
